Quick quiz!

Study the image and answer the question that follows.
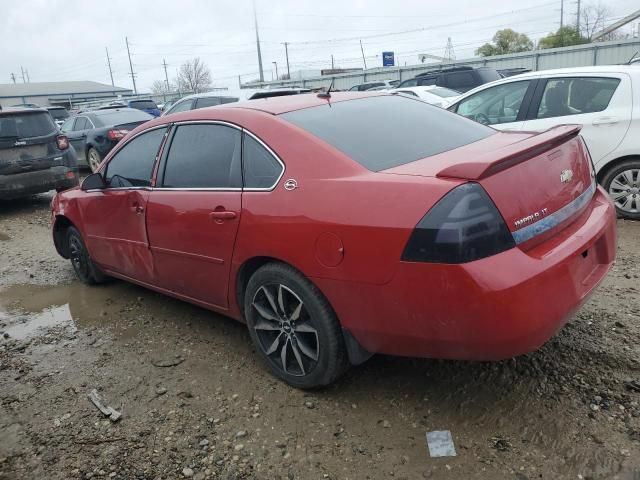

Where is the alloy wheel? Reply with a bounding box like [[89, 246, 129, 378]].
[[251, 284, 319, 377], [88, 150, 101, 172], [69, 234, 90, 279], [608, 168, 640, 214]]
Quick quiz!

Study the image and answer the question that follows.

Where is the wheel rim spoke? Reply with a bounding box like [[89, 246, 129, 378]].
[[254, 319, 281, 331], [293, 322, 316, 334], [265, 332, 283, 355], [296, 335, 318, 361], [277, 284, 286, 317], [610, 178, 627, 190], [260, 286, 279, 318], [252, 301, 279, 322], [290, 340, 306, 375], [280, 337, 289, 374]]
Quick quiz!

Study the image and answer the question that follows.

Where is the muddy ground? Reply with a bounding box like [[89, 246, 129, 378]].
[[0, 193, 639, 480]]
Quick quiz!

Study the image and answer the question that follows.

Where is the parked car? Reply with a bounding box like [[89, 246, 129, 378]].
[[397, 66, 501, 92], [391, 85, 461, 107], [11, 103, 40, 108], [162, 92, 239, 116], [498, 67, 532, 78], [0, 106, 78, 199], [348, 80, 399, 91], [51, 92, 615, 388], [447, 65, 640, 219], [46, 106, 70, 128], [118, 99, 162, 117], [60, 108, 153, 172]]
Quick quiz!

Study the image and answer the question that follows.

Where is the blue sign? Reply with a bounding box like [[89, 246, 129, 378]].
[[382, 51, 394, 67]]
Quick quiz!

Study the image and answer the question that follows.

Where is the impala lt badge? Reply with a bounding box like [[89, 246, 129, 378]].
[[560, 169, 573, 183], [514, 207, 549, 228]]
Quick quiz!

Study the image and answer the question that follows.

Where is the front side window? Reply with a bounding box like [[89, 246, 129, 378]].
[[243, 134, 283, 189], [457, 80, 531, 125], [166, 100, 194, 115], [60, 117, 75, 133], [162, 124, 241, 189], [104, 127, 166, 188], [536, 77, 620, 119], [74, 117, 88, 131]]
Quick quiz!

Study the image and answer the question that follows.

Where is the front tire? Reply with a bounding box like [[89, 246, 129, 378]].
[[87, 147, 102, 173], [601, 159, 640, 220], [244, 263, 348, 389], [67, 226, 105, 284]]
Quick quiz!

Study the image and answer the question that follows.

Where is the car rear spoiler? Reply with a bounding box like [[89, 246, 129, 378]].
[[436, 125, 582, 180]]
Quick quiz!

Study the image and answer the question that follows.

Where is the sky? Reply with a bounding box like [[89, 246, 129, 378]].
[[1, 0, 638, 97]]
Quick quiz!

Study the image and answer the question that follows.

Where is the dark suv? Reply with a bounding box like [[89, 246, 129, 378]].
[[0, 107, 78, 200], [397, 66, 501, 93]]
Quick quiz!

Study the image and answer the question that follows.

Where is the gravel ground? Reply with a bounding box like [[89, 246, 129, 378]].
[[0, 193, 639, 480]]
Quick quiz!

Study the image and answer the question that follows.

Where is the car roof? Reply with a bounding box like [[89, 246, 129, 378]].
[[86, 107, 142, 116], [176, 91, 240, 102], [227, 91, 382, 115], [393, 86, 440, 93], [0, 106, 48, 115]]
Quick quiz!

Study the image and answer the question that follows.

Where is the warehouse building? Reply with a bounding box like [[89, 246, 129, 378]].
[[0, 81, 132, 109]]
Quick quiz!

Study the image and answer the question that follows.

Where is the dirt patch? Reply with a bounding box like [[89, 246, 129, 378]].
[[0, 197, 639, 479]]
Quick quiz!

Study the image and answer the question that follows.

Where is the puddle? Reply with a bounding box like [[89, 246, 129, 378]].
[[2, 304, 73, 341], [0, 232, 10, 241]]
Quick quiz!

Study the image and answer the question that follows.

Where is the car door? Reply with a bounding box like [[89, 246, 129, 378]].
[[521, 74, 632, 165], [64, 116, 87, 161], [452, 79, 536, 131], [146, 122, 243, 308], [79, 126, 168, 283]]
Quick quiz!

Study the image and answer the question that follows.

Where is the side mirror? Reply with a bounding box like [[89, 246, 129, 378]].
[[81, 173, 106, 191]]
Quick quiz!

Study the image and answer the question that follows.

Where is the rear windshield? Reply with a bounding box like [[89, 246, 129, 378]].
[[129, 100, 158, 110], [281, 95, 494, 171], [0, 112, 56, 139], [94, 110, 153, 127], [48, 108, 70, 120], [429, 87, 460, 98]]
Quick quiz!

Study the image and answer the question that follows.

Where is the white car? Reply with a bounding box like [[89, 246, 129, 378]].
[[448, 66, 640, 219], [390, 86, 461, 107]]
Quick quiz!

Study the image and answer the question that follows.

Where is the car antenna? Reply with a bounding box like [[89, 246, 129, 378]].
[[626, 51, 639, 64], [317, 80, 334, 99]]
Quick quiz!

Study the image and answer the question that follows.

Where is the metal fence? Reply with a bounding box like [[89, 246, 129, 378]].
[[241, 37, 640, 91]]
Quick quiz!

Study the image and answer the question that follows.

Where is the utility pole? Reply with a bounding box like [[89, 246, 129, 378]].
[[20, 66, 26, 83], [331, 54, 335, 69], [359, 40, 367, 70], [125, 36, 138, 95], [162, 58, 170, 91], [282, 42, 290, 79], [10, 73, 16, 84], [25, 70, 30, 83], [272, 61, 278, 80], [560, 0, 564, 30], [253, 1, 264, 82], [105, 47, 114, 86]]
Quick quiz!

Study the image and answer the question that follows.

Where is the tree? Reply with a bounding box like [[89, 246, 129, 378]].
[[580, 1, 611, 39], [475, 29, 534, 57], [175, 58, 212, 94], [150, 79, 172, 95], [538, 26, 589, 49]]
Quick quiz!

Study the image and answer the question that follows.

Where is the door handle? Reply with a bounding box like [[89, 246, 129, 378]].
[[131, 203, 144, 214], [209, 211, 236, 220], [592, 117, 618, 126]]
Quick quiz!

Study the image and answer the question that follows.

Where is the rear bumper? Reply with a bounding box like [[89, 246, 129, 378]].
[[0, 166, 79, 200], [313, 186, 617, 360]]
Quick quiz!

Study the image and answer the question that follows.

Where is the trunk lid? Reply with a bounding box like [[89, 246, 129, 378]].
[[384, 125, 595, 245], [0, 111, 62, 175]]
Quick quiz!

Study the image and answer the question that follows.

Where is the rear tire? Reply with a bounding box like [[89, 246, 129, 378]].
[[67, 226, 106, 284], [601, 158, 640, 220], [87, 147, 102, 173], [244, 263, 349, 389]]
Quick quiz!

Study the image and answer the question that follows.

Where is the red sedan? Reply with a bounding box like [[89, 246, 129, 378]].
[[51, 92, 616, 388]]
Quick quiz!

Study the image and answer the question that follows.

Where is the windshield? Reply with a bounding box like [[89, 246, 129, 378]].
[[48, 108, 70, 120], [0, 112, 57, 138], [129, 100, 158, 110], [281, 95, 493, 172], [429, 87, 460, 98], [93, 110, 153, 127]]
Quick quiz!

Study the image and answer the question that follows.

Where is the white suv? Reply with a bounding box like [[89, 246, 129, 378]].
[[448, 66, 640, 219]]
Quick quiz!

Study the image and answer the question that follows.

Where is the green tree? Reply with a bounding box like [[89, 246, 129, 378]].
[[475, 29, 534, 57], [538, 26, 589, 49]]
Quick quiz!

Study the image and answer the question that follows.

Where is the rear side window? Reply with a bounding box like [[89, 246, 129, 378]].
[[536, 77, 620, 119], [444, 72, 476, 90], [281, 95, 494, 171], [243, 134, 283, 189], [74, 117, 89, 130], [0, 112, 56, 138], [130, 100, 158, 110], [195, 97, 222, 108], [417, 77, 437, 86], [105, 127, 166, 188], [162, 124, 241, 189]]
